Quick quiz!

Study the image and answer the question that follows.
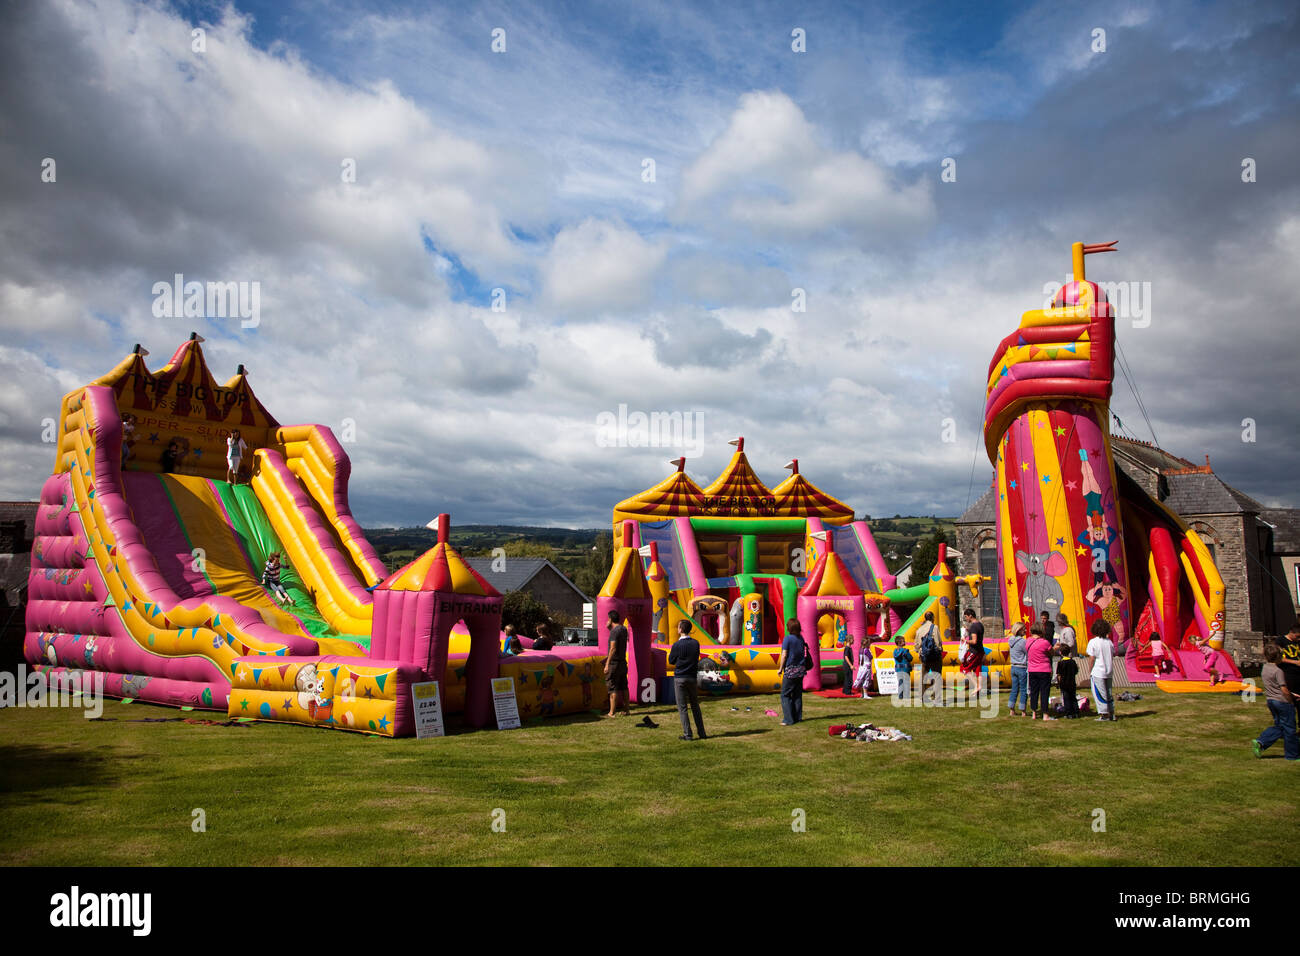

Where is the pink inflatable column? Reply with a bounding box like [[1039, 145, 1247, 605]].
[[596, 522, 655, 705], [372, 513, 504, 729]]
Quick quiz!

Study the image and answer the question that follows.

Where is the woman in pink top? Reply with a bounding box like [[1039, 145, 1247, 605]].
[[1026, 623, 1056, 719]]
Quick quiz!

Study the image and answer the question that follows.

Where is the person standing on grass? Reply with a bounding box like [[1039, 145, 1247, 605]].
[[1026, 623, 1055, 720], [1007, 621, 1029, 716], [840, 637, 856, 696], [892, 634, 913, 700], [1087, 619, 1116, 721], [777, 618, 810, 725], [914, 611, 944, 704], [1055, 612, 1076, 654], [1253, 642, 1298, 760], [1039, 611, 1055, 644], [668, 620, 707, 741], [1276, 625, 1300, 712], [603, 610, 630, 718], [960, 609, 986, 699], [1057, 643, 1080, 718]]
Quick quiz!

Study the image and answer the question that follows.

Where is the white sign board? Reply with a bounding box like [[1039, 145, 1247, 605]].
[[491, 676, 522, 730], [873, 657, 899, 695], [411, 681, 445, 739]]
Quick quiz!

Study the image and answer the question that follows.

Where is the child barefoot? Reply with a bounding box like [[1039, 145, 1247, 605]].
[[1197, 638, 1226, 685]]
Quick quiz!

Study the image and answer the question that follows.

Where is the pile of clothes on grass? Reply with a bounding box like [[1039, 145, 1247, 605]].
[[828, 722, 912, 742], [1047, 694, 1093, 718]]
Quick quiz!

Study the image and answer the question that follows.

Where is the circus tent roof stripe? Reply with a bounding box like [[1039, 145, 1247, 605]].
[[702, 439, 773, 500], [770, 460, 853, 520], [89, 336, 280, 429], [612, 463, 705, 519], [614, 441, 856, 523], [379, 520, 502, 596]]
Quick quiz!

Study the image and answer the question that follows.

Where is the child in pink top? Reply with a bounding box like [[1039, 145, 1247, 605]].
[[1198, 640, 1225, 685], [1149, 634, 1170, 675]]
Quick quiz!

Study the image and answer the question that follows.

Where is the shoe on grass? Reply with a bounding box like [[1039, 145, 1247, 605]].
[[679, 734, 693, 741], [1252, 739, 1262, 758]]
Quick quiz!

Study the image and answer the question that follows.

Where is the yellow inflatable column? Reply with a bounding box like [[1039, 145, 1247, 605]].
[[645, 542, 671, 644], [929, 543, 960, 641]]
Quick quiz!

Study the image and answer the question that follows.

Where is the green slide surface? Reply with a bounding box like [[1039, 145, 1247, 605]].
[[216, 481, 350, 644]]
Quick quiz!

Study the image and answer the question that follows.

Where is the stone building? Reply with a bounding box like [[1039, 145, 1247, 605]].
[[464, 557, 591, 623], [955, 437, 1299, 658], [0, 501, 39, 671]]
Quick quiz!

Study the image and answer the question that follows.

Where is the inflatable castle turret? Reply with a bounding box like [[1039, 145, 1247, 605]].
[[369, 513, 504, 729], [597, 521, 655, 705], [796, 529, 867, 691]]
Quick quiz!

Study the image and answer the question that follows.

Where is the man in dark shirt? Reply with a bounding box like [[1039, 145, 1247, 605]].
[[668, 620, 707, 740], [1038, 611, 1055, 644], [604, 610, 631, 717], [1278, 626, 1300, 698]]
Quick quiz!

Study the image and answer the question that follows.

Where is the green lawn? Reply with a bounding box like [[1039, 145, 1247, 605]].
[[0, 689, 1294, 866]]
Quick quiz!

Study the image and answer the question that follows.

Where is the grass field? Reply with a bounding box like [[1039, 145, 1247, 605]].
[[0, 689, 1295, 866]]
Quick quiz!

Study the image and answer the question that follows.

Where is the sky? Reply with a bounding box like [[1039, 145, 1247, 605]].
[[1, 0, 1296, 528]]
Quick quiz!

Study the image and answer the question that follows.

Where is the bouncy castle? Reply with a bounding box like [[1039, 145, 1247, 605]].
[[608, 441, 991, 695], [25, 336, 607, 735], [983, 242, 1242, 690]]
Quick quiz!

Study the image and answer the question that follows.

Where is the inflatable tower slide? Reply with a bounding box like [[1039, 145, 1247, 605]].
[[983, 242, 1240, 689]]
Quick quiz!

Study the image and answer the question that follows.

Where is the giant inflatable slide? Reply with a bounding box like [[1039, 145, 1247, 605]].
[[25, 336, 607, 734], [983, 242, 1242, 690]]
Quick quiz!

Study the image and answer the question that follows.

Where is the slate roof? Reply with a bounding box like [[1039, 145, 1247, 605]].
[[1112, 436, 1197, 473], [1162, 472, 1265, 516], [957, 484, 997, 525], [1262, 509, 1300, 554], [464, 557, 590, 603]]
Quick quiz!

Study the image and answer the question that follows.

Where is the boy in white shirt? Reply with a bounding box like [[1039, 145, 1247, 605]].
[[1086, 619, 1116, 721]]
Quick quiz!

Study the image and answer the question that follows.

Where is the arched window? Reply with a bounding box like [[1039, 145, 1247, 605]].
[[977, 531, 1001, 619], [1189, 522, 1221, 562]]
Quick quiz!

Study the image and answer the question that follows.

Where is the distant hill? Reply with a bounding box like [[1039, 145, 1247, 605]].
[[363, 518, 954, 578], [363, 525, 610, 591]]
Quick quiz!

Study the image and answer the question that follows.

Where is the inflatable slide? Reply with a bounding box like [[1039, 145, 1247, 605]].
[[25, 336, 607, 733], [982, 242, 1242, 691]]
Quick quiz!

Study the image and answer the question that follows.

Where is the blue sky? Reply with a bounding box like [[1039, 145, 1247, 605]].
[[1, 0, 1297, 527]]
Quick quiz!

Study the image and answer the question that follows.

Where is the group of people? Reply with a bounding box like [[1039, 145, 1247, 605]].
[[614, 608, 1300, 751], [1006, 616, 1117, 720], [499, 623, 557, 657]]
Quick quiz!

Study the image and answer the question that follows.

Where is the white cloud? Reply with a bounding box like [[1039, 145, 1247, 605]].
[[677, 91, 935, 237], [539, 218, 668, 314]]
